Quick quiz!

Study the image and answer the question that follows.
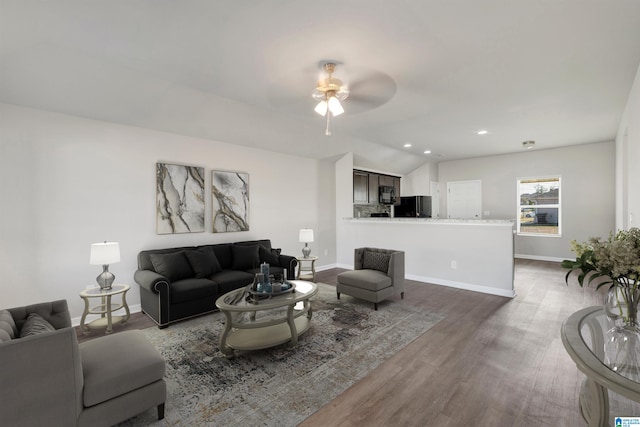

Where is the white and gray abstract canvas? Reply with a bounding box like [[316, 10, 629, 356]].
[[211, 171, 249, 233], [156, 163, 205, 234]]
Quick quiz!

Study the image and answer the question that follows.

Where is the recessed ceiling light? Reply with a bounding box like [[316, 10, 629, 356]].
[[403, 143, 412, 148], [424, 150, 432, 154], [477, 130, 488, 135]]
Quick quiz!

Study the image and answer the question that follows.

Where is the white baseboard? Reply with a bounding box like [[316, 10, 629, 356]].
[[336, 263, 352, 270], [405, 274, 516, 298], [334, 264, 515, 298], [515, 254, 565, 263], [71, 303, 142, 328], [316, 263, 338, 272]]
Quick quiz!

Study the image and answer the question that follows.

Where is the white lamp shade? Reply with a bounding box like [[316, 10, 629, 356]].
[[314, 101, 328, 116], [328, 96, 344, 116], [90, 242, 121, 265], [299, 229, 314, 243]]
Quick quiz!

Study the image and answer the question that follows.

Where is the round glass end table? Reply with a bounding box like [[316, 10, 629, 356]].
[[561, 306, 640, 426], [79, 284, 131, 334]]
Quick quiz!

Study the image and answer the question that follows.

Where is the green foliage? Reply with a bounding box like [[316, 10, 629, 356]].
[[563, 228, 640, 290]]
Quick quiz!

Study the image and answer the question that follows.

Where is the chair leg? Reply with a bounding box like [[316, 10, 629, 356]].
[[401, 292, 404, 299], [374, 302, 378, 310], [157, 403, 165, 420], [337, 291, 340, 299]]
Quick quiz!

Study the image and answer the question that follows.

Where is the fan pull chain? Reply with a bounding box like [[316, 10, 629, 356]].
[[325, 111, 332, 136]]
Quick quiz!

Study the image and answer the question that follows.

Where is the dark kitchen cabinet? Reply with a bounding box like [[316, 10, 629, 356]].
[[393, 177, 401, 205], [368, 174, 379, 204], [353, 171, 369, 204], [354, 169, 401, 205], [378, 175, 394, 187]]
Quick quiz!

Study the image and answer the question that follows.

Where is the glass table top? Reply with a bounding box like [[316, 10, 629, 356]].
[[579, 308, 640, 384]]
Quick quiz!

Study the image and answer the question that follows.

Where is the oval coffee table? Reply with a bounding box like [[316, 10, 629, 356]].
[[215, 280, 318, 357]]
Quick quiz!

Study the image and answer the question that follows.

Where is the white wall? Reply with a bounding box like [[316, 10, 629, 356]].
[[616, 64, 640, 230], [437, 142, 616, 260], [0, 104, 335, 318], [402, 161, 438, 196], [339, 220, 515, 297]]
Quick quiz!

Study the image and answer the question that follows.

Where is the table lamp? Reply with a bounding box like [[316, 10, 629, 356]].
[[299, 229, 314, 258], [90, 241, 120, 291]]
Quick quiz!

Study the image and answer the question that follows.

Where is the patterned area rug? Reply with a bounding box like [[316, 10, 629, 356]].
[[119, 283, 443, 426]]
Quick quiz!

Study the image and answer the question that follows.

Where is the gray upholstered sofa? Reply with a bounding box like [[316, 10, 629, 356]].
[[336, 247, 405, 310], [134, 239, 297, 328], [0, 300, 166, 426]]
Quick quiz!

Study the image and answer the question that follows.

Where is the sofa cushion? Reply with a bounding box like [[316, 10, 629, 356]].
[[362, 251, 391, 273], [170, 278, 218, 304], [211, 270, 255, 294], [259, 245, 280, 266], [0, 309, 17, 338], [337, 269, 392, 291], [19, 313, 56, 338], [149, 251, 193, 282], [184, 247, 222, 279], [80, 330, 165, 407], [231, 244, 259, 270], [0, 328, 11, 342]]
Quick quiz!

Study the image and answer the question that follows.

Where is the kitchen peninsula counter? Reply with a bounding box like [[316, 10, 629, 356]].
[[338, 217, 515, 297], [347, 217, 514, 226]]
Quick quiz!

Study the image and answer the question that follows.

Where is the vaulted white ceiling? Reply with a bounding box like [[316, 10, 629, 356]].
[[1, 1, 639, 174]]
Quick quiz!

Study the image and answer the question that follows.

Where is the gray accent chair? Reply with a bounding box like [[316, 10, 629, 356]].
[[0, 300, 166, 427], [336, 247, 405, 310]]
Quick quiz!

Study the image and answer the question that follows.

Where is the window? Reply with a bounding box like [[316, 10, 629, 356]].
[[517, 177, 561, 236]]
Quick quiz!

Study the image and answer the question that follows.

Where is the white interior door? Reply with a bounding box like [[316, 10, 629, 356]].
[[447, 180, 482, 219]]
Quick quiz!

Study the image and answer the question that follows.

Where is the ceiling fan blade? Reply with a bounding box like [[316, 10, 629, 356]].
[[348, 71, 397, 101]]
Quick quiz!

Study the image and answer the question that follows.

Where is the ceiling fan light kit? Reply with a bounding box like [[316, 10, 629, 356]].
[[313, 62, 349, 135]]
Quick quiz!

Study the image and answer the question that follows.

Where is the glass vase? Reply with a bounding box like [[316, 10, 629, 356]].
[[604, 283, 640, 332], [604, 326, 640, 383], [604, 282, 640, 382]]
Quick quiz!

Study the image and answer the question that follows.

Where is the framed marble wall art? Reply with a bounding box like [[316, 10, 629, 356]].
[[156, 162, 205, 234], [211, 170, 249, 233]]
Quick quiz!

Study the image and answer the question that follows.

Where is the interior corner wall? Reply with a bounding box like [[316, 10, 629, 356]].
[[0, 103, 330, 318], [316, 157, 337, 264], [616, 63, 640, 230], [402, 161, 437, 196], [335, 152, 354, 266], [437, 141, 615, 260]]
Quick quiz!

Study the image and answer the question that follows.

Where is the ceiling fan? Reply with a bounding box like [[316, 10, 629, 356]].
[[312, 62, 349, 136], [265, 61, 396, 131]]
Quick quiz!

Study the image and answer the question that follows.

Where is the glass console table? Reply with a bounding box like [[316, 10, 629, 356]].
[[561, 306, 640, 426]]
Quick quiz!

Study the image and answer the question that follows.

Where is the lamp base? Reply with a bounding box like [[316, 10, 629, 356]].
[[96, 265, 115, 291], [302, 244, 311, 259]]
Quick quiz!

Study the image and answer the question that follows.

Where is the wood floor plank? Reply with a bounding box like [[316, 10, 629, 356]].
[[301, 259, 640, 427]]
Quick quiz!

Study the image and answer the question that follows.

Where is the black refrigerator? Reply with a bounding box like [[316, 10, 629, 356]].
[[394, 196, 432, 218]]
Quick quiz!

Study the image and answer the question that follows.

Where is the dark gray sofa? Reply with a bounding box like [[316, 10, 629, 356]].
[[134, 239, 297, 328]]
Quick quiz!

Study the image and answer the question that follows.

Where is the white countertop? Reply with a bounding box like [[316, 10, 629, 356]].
[[346, 217, 515, 226]]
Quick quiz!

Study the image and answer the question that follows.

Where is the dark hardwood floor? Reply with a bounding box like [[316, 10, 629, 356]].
[[76, 259, 639, 425], [302, 259, 638, 427]]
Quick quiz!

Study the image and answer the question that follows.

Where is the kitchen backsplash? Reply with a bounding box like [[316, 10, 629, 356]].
[[353, 204, 392, 218]]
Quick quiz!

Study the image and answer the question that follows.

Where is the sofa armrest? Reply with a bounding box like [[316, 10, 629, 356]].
[[0, 327, 83, 425], [354, 248, 366, 270], [387, 251, 405, 293], [278, 255, 298, 280], [134, 270, 170, 294]]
